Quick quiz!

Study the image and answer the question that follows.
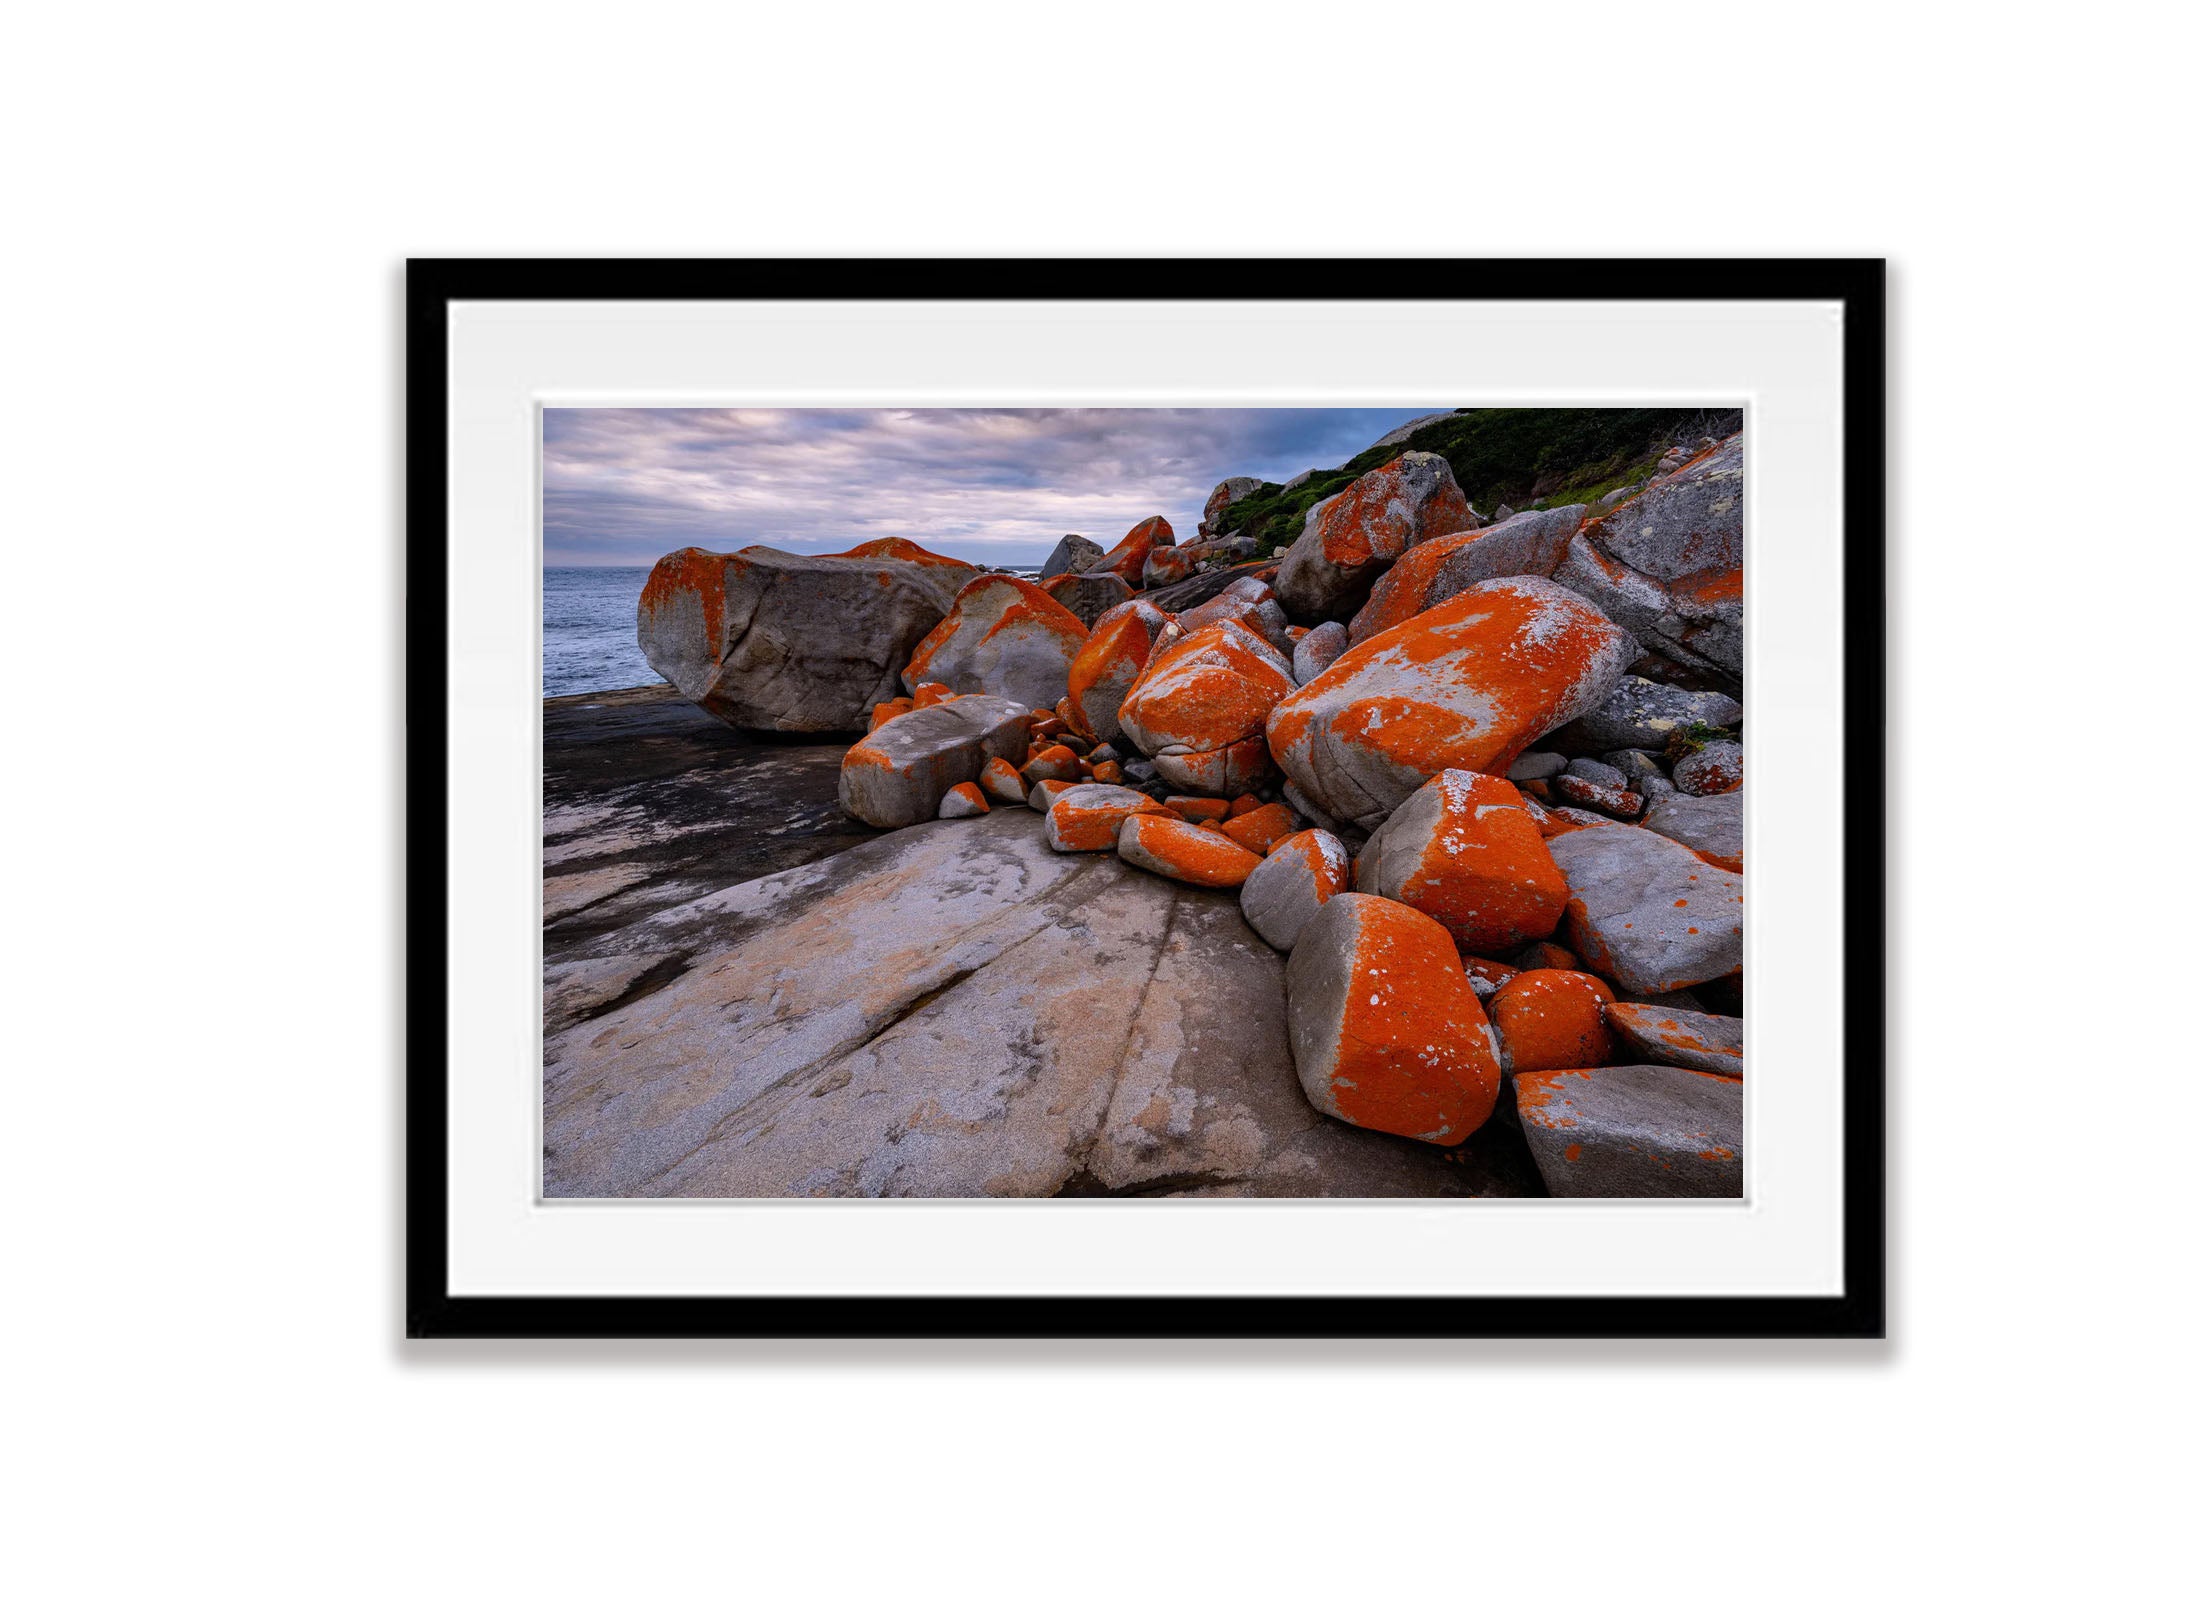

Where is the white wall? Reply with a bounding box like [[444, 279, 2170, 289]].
[[7, 3, 2186, 1594]]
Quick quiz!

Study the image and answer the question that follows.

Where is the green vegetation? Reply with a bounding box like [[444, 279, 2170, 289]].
[[1218, 407, 1740, 557], [1664, 720, 1732, 761]]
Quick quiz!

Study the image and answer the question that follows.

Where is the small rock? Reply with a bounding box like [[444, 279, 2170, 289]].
[[1606, 1003, 1743, 1075], [1291, 620, 1350, 685], [1515, 1064, 1742, 1198], [1513, 941, 1579, 971], [978, 757, 1027, 806], [1164, 796, 1232, 824], [1239, 830, 1351, 951], [1565, 757, 1627, 789], [1042, 783, 1167, 851], [1674, 741, 1743, 796], [1552, 773, 1647, 819], [1285, 894, 1504, 1145], [1506, 752, 1566, 782], [1221, 801, 1298, 856], [1026, 778, 1072, 813], [1116, 812, 1264, 888], [1604, 749, 1668, 792], [937, 782, 989, 819], [1020, 743, 1082, 784], [1121, 757, 1158, 784]]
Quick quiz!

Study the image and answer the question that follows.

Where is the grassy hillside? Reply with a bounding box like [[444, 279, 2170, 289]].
[[1218, 407, 1743, 556]]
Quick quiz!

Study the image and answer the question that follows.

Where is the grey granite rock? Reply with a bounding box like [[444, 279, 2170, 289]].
[[1516, 1063, 1742, 1197], [1038, 533, 1105, 580], [837, 695, 1038, 830], [1606, 1003, 1744, 1075], [1545, 824, 1743, 994]]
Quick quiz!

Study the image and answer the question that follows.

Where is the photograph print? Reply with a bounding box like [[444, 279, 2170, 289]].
[[543, 404, 1744, 1200]]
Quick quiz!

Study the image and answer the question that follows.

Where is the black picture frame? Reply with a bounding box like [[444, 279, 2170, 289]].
[[407, 258, 1885, 1340]]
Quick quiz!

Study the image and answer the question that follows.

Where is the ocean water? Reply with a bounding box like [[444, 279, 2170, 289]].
[[544, 567, 657, 697], [542, 562, 1049, 698]]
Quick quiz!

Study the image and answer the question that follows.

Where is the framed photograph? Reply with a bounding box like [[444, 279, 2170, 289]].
[[407, 258, 1884, 1338]]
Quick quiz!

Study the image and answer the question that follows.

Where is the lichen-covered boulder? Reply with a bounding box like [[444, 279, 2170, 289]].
[[1553, 772, 1646, 819], [820, 537, 984, 581], [1027, 778, 1072, 813], [1175, 576, 1292, 654], [1042, 783, 1167, 852], [1515, 1064, 1742, 1198], [1488, 969, 1616, 1075], [837, 695, 1039, 829], [1266, 577, 1638, 830], [1285, 893, 1504, 1146], [1064, 598, 1170, 745], [638, 544, 970, 733], [1117, 619, 1296, 797], [1552, 432, 1744, 681], [1116, 812, 1265, 888], [1346, 505, 1585, 646], [1089, 514, 1175, 585], [1606, 1003, 1743, 1075], [1039, 569, 1136, 628], [1239, 829, 1351, 951], [1199, 475, 1265, 537], [1545, 824, 1744, 994], [1272, 452, 1476, 623], [1290, 620, 1349, 685], [1020, 743, 1082, 784], [901, 574, 1088, 710], [1142, 545, 1197, 588], [1351, 769, 1569, 953]]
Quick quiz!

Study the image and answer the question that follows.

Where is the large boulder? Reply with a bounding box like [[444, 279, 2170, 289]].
[[1038, 533, 1104, 580], [1239, 829, 1352, 951], [901, 574, 1089, 711], [1285, 893, 1504, 1146], [1089, 514, 1175, 585], [1142, 544, 1197, 588], [1346, 505, 1585, 646], [1544, 824, 1744, 994], [1606, 1003, 1744, 1075], [1553, 432, 1744, 681], [1117, 619, 1296, 796], [1175, 576, 1292, 654], [1514, 1064, 1743, 1198], [1064, 597, 1171, 745], [1266, 577, 1639, 829], [1487, 969, 1616, 1075], [638, 543, 971, 733], [1040, 569, 1137, 628], [1198, 475, 1267, 537], [820, 537, 984, 580], [544, 810, 1535, 1197], [1352, 770, 1569, 953], [838, 694, 1039, 828], [1272, 452, 1476, 622]]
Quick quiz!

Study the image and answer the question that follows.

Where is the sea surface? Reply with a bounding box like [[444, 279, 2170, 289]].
[[544, 562, 1050, 698], [545, 567, 656, 697]]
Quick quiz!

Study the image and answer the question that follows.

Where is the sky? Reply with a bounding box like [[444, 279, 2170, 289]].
[[542, 407, 1441, 567]]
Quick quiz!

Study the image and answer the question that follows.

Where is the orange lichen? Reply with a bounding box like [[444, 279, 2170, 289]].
[[867, 697, 914, 733], [1116, 813, 1264, 888], [1044, 786, 1165, 851], [819, 536, 973, 570], [1488, 970, 1616, 1075], [1221, 801, 1296, 856], [1316, 897, 1501, 1146], [1089, 515, 1176, 585], [1164, 797, 1231, 824]]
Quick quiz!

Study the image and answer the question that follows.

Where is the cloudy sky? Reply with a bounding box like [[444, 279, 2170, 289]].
[[542, 407, 1439, 567]]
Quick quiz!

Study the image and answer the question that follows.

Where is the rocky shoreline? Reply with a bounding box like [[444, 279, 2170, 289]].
[[548, 414, 1745, 1198]]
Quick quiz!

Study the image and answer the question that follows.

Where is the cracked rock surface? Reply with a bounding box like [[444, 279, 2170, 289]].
[[544, 786, 1538, 1199]]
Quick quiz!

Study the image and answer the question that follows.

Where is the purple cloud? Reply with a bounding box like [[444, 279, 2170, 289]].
[[542, 407, 1440, 567]]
